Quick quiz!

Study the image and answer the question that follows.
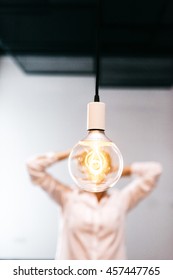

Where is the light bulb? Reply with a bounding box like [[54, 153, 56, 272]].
[[68, 102, 123, 192]]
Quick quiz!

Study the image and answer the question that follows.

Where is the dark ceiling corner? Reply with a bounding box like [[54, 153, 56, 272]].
[[0, 0, 173, 87]]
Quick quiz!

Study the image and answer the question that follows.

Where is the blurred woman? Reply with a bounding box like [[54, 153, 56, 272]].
[[27, 150, 162, 260]]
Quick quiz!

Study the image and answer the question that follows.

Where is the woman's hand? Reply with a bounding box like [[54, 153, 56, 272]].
[[112, 165, 132, 177], [121, 166, 132, 176], [55, 149, 72, 161]]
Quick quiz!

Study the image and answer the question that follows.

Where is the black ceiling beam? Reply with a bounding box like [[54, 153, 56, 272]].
[[0, 0, 173, 88]]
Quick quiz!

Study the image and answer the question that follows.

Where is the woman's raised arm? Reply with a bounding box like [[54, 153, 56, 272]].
[[26, 150, 72, 206], [121, 162, 162, 212]]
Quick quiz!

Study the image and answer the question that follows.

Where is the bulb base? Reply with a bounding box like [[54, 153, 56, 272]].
[[87, 102, 105, 131]]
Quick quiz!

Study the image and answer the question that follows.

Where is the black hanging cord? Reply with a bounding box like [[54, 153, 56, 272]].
[[94, 0, 101, 102]]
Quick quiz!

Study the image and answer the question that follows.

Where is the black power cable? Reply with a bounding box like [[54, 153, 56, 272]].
[[94, 0, 101, 102]]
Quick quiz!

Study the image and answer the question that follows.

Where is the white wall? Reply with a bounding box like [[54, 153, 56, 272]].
[[0, 56, 172, 259]]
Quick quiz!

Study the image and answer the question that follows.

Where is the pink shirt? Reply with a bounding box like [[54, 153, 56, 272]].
[[27, 153, 162, 260]]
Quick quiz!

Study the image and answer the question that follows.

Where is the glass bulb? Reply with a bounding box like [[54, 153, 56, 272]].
[[68, 130, 123, 192]]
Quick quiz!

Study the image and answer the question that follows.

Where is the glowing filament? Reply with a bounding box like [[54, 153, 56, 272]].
[[77, 144, 112, 185], [85, 148, 105, 175]]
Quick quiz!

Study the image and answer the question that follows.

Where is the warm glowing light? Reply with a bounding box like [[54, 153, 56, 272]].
[[68, 131, 123, 192], [68, 102, 123, 192], [77, 143, 113, 184]]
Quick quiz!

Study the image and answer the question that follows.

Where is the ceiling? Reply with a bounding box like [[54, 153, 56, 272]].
[[0, 0, 173, 87]]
